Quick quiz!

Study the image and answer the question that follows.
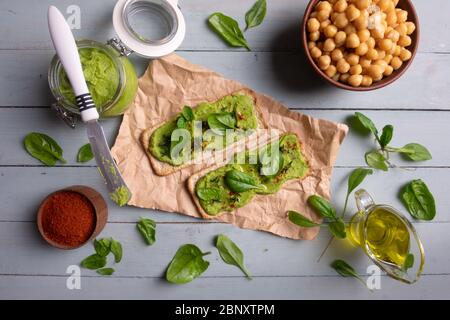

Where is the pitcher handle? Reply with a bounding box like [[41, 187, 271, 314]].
[[355, 189, 375, 213]]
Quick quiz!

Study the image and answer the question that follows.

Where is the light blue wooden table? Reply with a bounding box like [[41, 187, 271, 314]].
[[1, 0, 449, 299]]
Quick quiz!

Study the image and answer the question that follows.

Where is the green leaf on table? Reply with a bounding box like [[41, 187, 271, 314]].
[[77, 143, 94, 163], [94, 238, 111, 257], [137, 217, 157, 246], [330, 259, 367, 287], [288, 210, 321, 228], [80, 254, 107, 270], [181, 106, 194, 121], [354, 112, 379, 139], [347, 168, 373, 195], [208, 13, 250, 50], [365, 151, 389, 171], [166, 244, 210, 284], [216, 234, 252, 279], [110, 239, 123, 263], [328, 218, 347, 239], [196, 187, 222, 201], [379, 125, 393, 148], [96, 268, 115, 276], [23, 132, 66, 166], [397, 143, 432, 161], [307, 195, 336, 219], [225, 169, 262, 193], [245, 0, 267, 30], [401, 179, 436, 221]]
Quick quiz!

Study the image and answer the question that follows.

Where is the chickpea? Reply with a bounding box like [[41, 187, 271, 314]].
[[365, 48, 378, 60], [367, 37, 376, 48], [307, 18, 320, 32], [361, 75, 373, 87], [383, 65, 394, 76], [318, 55, 332, 70], [337, 58, 351, 73], [377, 50, 386, 60], [386, 30, 400, 42], [350, 64, 363, 75], [360, 57, 372, 69], [310, 31, 320, 41], [333, 0, 348, 13], [374, 59, 388, 72], [324, 24, 338, 38], [355, 0, 370, 10], [317, 10, 330, 22], [331, 48, 344, 61], [310, 46, 322, 59], [346, 33, 360, 48], [405, 22, 416, 35], [344, 24, 357, 35], [340, 73, 350, 83], [332, 73, 341, 82], [367, 65, 384, 81], [347, 53, 360, 66], [395, 23, 408, 36], [355, 42, 369, 56], [334, 31, 347, 46], [357, 29, 370, 42], [325, 65, 338, 77], [371, 26, 385, 39], [379, 38, 393, 51], [398, 35, 412, 47], [308, 41, 316, 50], [335, 13, 349, 28], [394, 45, 402, 56], [353, 15, 368, 30], [348, 74, 363, 87], [316, 1, 332, 13], [384, 54, 393, 64], [323, 38, 336, 52], [399, 48, 412, 61], [346, 5, 361, 22], [331, 12, 339, 22], [391, 56, 403, 70], [396, 9, 408, 23], [386, 11, 397, 26], [378, 0, 394, 12], [320, 19, 332, 31]]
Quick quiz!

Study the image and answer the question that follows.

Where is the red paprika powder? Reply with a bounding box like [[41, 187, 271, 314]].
[[40, 191, 96, 247]]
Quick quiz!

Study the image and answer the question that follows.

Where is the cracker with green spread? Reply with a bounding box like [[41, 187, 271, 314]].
[[187, 133, 310, 218], [141, 89, 267, 176]]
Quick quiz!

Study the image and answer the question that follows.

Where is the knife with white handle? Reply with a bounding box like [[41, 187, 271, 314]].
[[48, 5, 131, 206]]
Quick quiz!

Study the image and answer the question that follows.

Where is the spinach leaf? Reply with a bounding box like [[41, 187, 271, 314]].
[[137, 217, 156, 246], [288, 210, 321, 228], [23, 132, 66, 166], [166, 244, 210, 284], [401, 179, 436, 221], [379, 125, 393, 148], [110, 239, 123, 263], [207, 112, 236, 135], [398, 143, 432, 161], [328, 218, 347, 239], [197, 187, 222, 201], [77, 143, 94, 163], [96, 268, 115, 276], [365, 151, 388, 171], [307, 195, 336, 219], [176, 116, 187, 129], [245, 0, 267, 30], [225, 169, 262, 193], [216, 234, 252, 279], [208, 13, 250, 50], [216, 112, 236, 128], [330, 259, 367, 287], [181, 106, 194, 121], [80, 254, 107, 270], [342, 168, 373, 216], [94, 238, 111, 257], [354, 112, 379, 140]]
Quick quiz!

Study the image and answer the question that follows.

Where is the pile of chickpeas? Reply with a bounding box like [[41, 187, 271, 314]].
[[306, 0, 416, 87]]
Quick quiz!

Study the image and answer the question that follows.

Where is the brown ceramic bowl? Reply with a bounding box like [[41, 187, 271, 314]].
[[301, 0, 420, 91], [37, 185, 108, 249]]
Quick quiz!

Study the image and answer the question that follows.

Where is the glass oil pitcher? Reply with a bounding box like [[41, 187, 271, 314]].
[[348, 189, 425, 284]]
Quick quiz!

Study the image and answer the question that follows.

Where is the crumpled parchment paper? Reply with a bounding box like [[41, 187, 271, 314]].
[[111, 54, 348, 240]]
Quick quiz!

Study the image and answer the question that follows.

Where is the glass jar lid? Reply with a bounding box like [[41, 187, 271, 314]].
[[112, 0, 186, 58]]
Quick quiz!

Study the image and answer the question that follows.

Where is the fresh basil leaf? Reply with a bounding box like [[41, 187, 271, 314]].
[[197, 188, 222, 201], [77, 143, 94, 163], [379, 125, 393, 148], [166, 244, 210, 284], [110, 239, 123, 263], [96, 268, 115, 276], [245, 0, 267, 30], [208, 13, 250, 50], [215, 113, 236, 129], [330, 259, 366, 287], [216, 234, 252, 279], [207, 114, 227, 135], [348, 168, 373, 195], [176, 116, 187, 129], [80, 254, 107, 270], [365, 151, 389, 171], [137, 218, 156, 246], [328, 218, 347, 239], [260, 148, 284, 177], [288, 210, 321, 228], [23, 132, 66, 166], [181, 106, 194, 121], [398, 143, 432, 161], [403, 254, 414, 271], [225, 169, 262, 193], [94, 238, 111, 257], [307, 195, 336, 219], [401, 179, 436, 221], [354, 112, 379, 139]]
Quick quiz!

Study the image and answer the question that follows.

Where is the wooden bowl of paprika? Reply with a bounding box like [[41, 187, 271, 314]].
[[37, 185, 108, 250]]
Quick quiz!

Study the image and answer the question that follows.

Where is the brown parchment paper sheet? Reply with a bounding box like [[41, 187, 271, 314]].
[[111, 54, 348, 240]]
